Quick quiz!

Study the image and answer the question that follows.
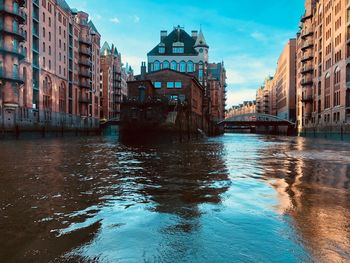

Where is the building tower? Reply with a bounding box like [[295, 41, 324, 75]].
[[0, 0, 26, 127]]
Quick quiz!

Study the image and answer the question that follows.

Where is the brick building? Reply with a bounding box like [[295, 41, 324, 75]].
[[297, 0, 350, 134], [0, 0, 101, 131], [122, 67, 204, 133], [100, 42, 122, 121]]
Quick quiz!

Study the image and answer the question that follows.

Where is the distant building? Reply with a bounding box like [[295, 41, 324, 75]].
[[274, 39, 297, 122], [122, 68, 204, 133], [147, 26, 210, 93], [208, 62, 227, 122], [226, 101, 256, 118], [100, 42, 122, 121], [145, 26, 227, 134]]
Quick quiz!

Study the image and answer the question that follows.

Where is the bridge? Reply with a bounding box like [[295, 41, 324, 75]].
[[219, 113, 296, 134]]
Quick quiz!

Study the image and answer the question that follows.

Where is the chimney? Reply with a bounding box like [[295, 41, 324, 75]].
[[160, 30, 167, 42], [192, 30, 198, 39], [141, 62, 146, 80]]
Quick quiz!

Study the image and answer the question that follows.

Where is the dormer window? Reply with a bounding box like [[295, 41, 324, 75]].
[[172, 42, 184, 54], [173, 47, 184, 54]]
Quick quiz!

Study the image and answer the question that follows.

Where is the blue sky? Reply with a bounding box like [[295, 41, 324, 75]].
[[66, 0, 305, 107]]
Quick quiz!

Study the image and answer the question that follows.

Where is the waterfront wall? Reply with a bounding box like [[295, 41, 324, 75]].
[[0, 107, 99, 134], [300, 124, 350, 141]]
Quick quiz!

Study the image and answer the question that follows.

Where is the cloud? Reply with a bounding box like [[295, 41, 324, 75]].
[[226, 89, 257, 108], [250, 31, 267, 42], [122, 55, 143, 72], [133, 15, 140, 23], [110, 17, 120, 24]]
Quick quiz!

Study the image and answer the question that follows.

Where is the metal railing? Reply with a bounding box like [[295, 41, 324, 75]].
[[0, 107, 99, 130], [0, 4, 26, 23]]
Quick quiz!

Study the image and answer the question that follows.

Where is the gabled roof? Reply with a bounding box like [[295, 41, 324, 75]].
[[100, 41, 111, 56], [88, 21, 99, 35], [194, 29, 209, 48], [56, 0, 71, 13], [111, 44, 119, 56], [148, 27, 198, 56]]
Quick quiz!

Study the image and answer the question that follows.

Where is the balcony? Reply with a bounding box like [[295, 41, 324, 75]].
[[0, 5, 26, 24], [301, 53, 314, 63], [301, 30, 313, 39], [79, 70, 91, 78], [301, 66, 314, 74], [79, 95, 92, 104], [79, 59, 92, 68], [79, 37, 92, 46], [79, 81, 91, 89], [0, 70, 24, 84], [0, 25, 26, 42], [301, 14, 312, 23], [301, 41, 314, 51], [301, 95, 313, 103], [0, 44, 25, 60], [79, 48, 91, 57], [301, 78, 313, 86]]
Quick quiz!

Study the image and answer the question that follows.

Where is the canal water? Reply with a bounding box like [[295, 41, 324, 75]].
[[0, 134, 349, 263]]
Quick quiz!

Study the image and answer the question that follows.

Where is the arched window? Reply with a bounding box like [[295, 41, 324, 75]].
[[59, 82, 67, 113], [180, 61, 186, 72], [334, 66, 341, 85], [187, 61, 194, 72], [171, 61, 177, 71], [43, 76, 52, 111], [154, 61, 160, 71], [163, 60, 170, 69], [324, 72, 331, 109]]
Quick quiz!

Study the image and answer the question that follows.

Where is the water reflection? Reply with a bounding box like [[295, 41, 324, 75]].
[[0, 135, 349, 262], [258, 136, 350, 262]]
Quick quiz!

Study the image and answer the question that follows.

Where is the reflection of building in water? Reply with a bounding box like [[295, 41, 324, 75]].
[[257, 138, 350, 262], [137, 142, 230, 222]]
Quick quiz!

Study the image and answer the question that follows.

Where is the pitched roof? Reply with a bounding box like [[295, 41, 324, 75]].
[[100, 41, 111, 56], [56, 0, 71, 13], [194, 29, 209, 48], [148, 27, 198, 56], [88, 21, 100, 35]]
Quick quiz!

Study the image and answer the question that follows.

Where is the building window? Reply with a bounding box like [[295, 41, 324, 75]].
[[13, 64, 18, 78], [154, 82, 162, 88], [159, 47, 165, 54], [163, 61, 170, 69], [173, 47, 184, 53], [167, 82, 174, 88], [187, 61, 194, 72], [170, 95, 178, 101], [13, 20, 18, 32], [199, 69, 204, 81], [171, 61, 177, 71], [175, 82, 182, 88], [154, 61, 160, 71], [180, 61, 186, 72]]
